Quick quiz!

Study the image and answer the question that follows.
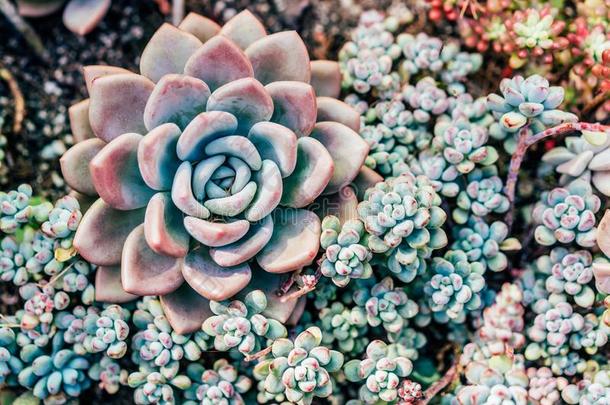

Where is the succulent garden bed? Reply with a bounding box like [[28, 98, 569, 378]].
[[0, 0, 609, 404]]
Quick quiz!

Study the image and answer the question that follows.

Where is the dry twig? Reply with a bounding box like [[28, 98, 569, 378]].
[[0, 64, 25, 134], [0, 0, 48, 62]]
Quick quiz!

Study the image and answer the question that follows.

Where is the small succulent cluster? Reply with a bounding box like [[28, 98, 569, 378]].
[[4, 2, 610, 405]]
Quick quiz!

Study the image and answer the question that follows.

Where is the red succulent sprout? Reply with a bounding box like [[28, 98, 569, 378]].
[[59, 11, 369, 334], [504, 7, 569, 69]]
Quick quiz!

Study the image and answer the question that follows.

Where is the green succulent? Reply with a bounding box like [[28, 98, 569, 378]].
[[319, 302, 369, 354], [183, 359, 252, 405], [254, 327, 344, 405], [202, 290, 287, 356]]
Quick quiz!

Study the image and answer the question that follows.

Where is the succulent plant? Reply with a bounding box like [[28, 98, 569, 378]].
[[352, 277, 418, 334], [319, 302, 369, 354], [0, 228, 39, 286], [542, 133, 610, 197], [505, 7, 568, 68], [424, 250, 486, 324], [55, 305, 99, 355], [253, 326, 344, 405], [397, 33, 444, 76], [569, 313, 609, 356], [357, 171, 447, 254], [432, 118, 497, 176], [82, 304, 130, 358], [526, 367, 567, 405], [183, 359, 252, 405], [451, 219, 519, 273], [0, 185, 51, 234], [41, 195, 82, 248], [534, 248, 596, 308], [487, 74, 577, 134], [454, 167, 509, 225], [20, 283, 70, 343], [17, 0, 112, 36], [0, 328, 23, 387], [562, 369, 610, 404], [320, 216, 373, 287], [401, 77, 450, 124], [88, 355, 125, 395], [344, 340, 415, 404], [17, 345, 91, 403], [60, 10, 368, 333], [532, 180, 600, 247], [128, 363, 191, 405], [202, 289, 287, 356]]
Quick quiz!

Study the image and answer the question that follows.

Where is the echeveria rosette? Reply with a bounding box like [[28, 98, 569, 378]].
[[357, 171, 447, 254], [532, 180, 600, 248], [401, 77, 450, 125], [88, 355, 124, 395], [351, 277, 418, 335], [535, 248, 597, 308], [59, 10, 368, 334], [344, 340, 414, 404], [451, 219, 520, 273], [453, 166, 510, 224], [253, 326, 344, 405], [128, 363, 191, 405], [17, 346, 91, 403], [0, 328, 23, 387], [562, 369, 610, 404], [82, 304, 131, 359], [41, 195, 82, 249], [487, 74, 577, 134], [410, 149, 460, 198], [183, 359, 252, 405], [424, 250, 486, 324], [320, 216, 373, 287], [432, 118, 498, 176], [0, 184, 52, 234], [202, 289, 287, 356], [526, 367, 566, 405]]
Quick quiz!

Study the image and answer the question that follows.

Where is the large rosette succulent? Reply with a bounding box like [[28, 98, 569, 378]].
[[60, 11, 368, 333]]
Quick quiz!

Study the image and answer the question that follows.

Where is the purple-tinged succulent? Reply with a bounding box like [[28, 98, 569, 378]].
[[0, 327, 23, 387], [319, 301, 368, 354], [526, 367, 567, 405], [454, 166, 509, 224], [0, 185, 51, 234], [82, 304, 130, 359], [60, 11, 368, 333], [88, 355, 125, 395], [183, 359, 252, 405], [128, 363, 191, 405], [477, 283, 525, 350], [562, 369, 610, 404], [401, 77, 450, 124], [532, 180, 600, 247], [41, 195, 81, 248]]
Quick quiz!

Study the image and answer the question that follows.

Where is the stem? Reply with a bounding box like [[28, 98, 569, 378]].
[[172, 0, 184, 26], [582, 90, 610, 117], [504, 122, 610, 227], [0, 65, 25, 133], [0, 0, 48, 62], [416, 355, 460, 405], [244, 345, 272, 362], [44, 261, 76, 287]]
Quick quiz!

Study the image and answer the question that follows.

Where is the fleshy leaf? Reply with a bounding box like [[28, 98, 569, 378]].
[[353, 166, 383, 200], [17, 0, 63, 17], [139, 23, 202, 83], [62, 0, 111, 36], [310, 61, 341, 98], [204, 136, 262, 170], [94, 266, 138, 303], [137, 123, 181, 191], [597, 210, 610, 257], [248, 122, 297, 177], [177, 111, 238, 161], [281, 137, 333, 207], [68, 99, 95, 143], [210, 215, 274, 266], [592, 262, 610, 295], [160, 283, 213, 334], [205, 182, 258, 216], [257, 208, 321, 273], [171, 162, 211, 219], [82, 65, 132, 94], [315, 186, 359, 223], [143, 74, 210, 131], [266, 81, 317, 138], [316, 97, 360, 132], [184, 217, 250, 247], [90, 132, 156, 210], [145, 192, 190, 258], [182, 248, 251, 301], [88, 73, 154, 142], [219, 10, 267, 50], [73, 198, 145, 266], [121, 224, 185, 296], [207, 78, 274, 134], [311, 122, 368, 195], [184, 36, 254, 92], [178, 12, 221, 43], [60, 138, 105, 196], [244, 160, 283, 222], [245, 31, 311, 85]]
